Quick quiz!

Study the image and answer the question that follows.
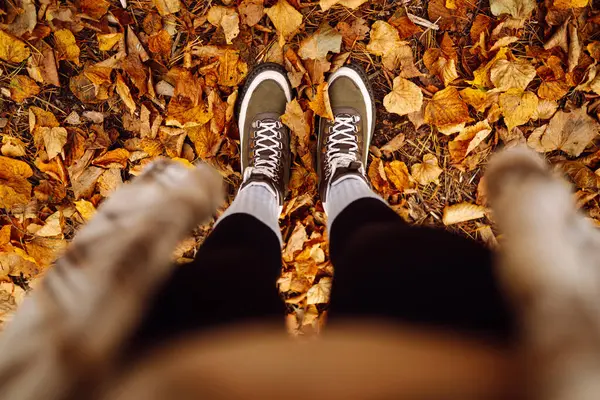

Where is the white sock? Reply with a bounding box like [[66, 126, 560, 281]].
[[323, 175, 385, 232], [216, 183, 283, 246]]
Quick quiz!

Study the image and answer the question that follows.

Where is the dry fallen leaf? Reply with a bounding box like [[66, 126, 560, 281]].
[[0, 30, 31, 63], [74, 199, 96, 221], [411, 154, 443, 185], [207, 6, 240, 45], [449, 120, 493, 164], [0, 156, 33, 209], [383, 76, 423, 117], [553, 0, 589, 9], [41, 127, 68, 160], [490, 0, 535, 19], [54, 29, 80, 65], [424, 86, 472, 134], [384, 160, 414, 192], [367, 21, 408, 71], [308, 82, 334, 120], [499, 89, 538, 130], [116, 73, 137, 115], [281, 99, 311, 155], [97, 33, 123, 51], [298, 25, 342, 60], [467, 47, 509, 88], [238, 0, 264, 27], [1, 137, 27, 158], [9, 75, 40, 102], [442, 202, 486, 225], [336, 18, 369, 47], [153, 0, 181, 15], [307, 277, 332, 305], [536, 107, 600, 156], [490, 58, 536, 91], [265, 0, 303, 46]]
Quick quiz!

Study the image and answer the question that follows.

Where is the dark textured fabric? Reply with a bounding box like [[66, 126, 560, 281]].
[[131, 199, 516, 354]]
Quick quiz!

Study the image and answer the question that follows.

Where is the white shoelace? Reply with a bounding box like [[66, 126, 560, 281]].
[[325, 115, 361, 179], [245, 119, 283, 181]]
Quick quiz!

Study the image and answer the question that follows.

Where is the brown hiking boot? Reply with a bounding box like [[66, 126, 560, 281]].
[[317, 64, 376, 203], [237, 63, 292, 206]]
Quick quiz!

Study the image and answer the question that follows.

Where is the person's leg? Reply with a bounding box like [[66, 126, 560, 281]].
[[317, 64, 515, 343], [130, 64, 293, 352]]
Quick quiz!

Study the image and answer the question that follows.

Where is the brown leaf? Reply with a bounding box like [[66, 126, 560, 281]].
[[567, 22, 580, 72], [153, 0, 181, 16], [0, 30, 30, 63], [367, 21, 418, 73], [207, 6, 240, 45], [239, 0, 264, 27], [442, 202, 486, 225], [424, 87, 472, 134], [265, 0, 303, 46], [27, 42, 59, 86], [148, 30, 173, 58], [208, 90, 227, 135], [304, 59, 331, 84], [308, 82, 334, 120], [449, 120, 493, 164], [187, 124, 221, 160], [490, 58, 536, 90], [389, 13, 422, 40], [283, 222, 308, 262], [383, 76, 423, 116], [54, 29, 80, 65], [79, 0, 110, 19], [411, 154, 443, 185], [299, 25, 342, 60], [536, 107, 600, 156], [336, 18, 369, 47], [368, 157, 388, 194], [166, 96, 212, 128], [428, 0, 475, 31], [423, 49, 458, 86], [319, 0, 367, 11], [97, 168, 123, 197], [499, 89, 538, 130], [0, 156, 33, 209], [380, 134, 405, 158], [115, 73, 137, 115], [71, 166, 103, 199], [9, 75, 40, 102]]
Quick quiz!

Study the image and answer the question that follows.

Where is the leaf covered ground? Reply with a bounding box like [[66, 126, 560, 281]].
[[0, 0, 600, 332]]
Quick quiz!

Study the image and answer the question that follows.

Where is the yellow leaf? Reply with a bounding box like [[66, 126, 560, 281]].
[[92, 148, 130, 169], [449, 120, 493, 164], [553, 0, 588, 8], [368, 157, 388, 193], [536, 108, 600, 156], [1, 137, 26, 158], [25, 237, 67, 271], [97, 33, 123, 51], [186, 124, 220, 159], [283, 222, 308, 263], [54, 29, 80, 65], [9, 75, 40, 102], [320, 0, 367, 10], [366, 21, 411, 71], [411, 154, 443, 185], [467, 47, 509, 88], [40, 127, 67, 160], [383, 76, 423, 116], [490, 58, 536, 91], [74, 199, 96, 221], [153, 0, 181, 15], [298, 25, 342, 60], [265, 0, 303, 46], [0, 30, 30, 63], [307, 277, 332, 304], [424, 86, 472, 133], [116, 73, 137, 115], [532, 99, 558, 120], [308, 82, 334, 120], [459, 87, 489, 112], [207, 6, 240, 45], [0, 156, 33, 180], [442, 202, 486, 225], [499, 89, 538, 131], [384, 160, 414, 192], [281, 99, 311, 155]]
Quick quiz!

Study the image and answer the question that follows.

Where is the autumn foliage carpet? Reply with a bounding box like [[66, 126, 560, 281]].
[[0, 0, 599, 332]]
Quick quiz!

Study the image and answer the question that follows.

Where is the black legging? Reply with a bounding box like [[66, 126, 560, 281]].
[[130, 198, 515, 353]]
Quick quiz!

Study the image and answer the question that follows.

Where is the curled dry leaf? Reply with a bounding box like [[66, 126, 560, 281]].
[[534, 107, 600, 156], [384, 160, 414, 192], [9, 75, 40, 102], [490, 58, 536, 91], [74, 199, 96, 222], [41, 127, 68, 160], [0, 156, 33, 209], [54, 29, 80, 65], [239, 0, 264, 27], [27, 42, 60, 87], [424, 86, 471, 134], [308, 82, 334, 120], [148, 30, 173, 58], [411, 154, 443, 185], [265, 0, 303, 46], [442, 202, 486, 225], [116, 74, 137, 114], [423, 49, 458, 86], [499, 89, 538, 130], [1, 137, 27, 158], [577, 65, 600, 95], [307, 277, 332, 305], [449, 120, 493, 164], [383, 77, 423, 116], [207, 6, 240, 45], [0, 30, 30, 63], [93, 148, 130, 169], [320, 0, 367, 11], [380, 133, 405, 158], [298, 25, 342, 60]]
